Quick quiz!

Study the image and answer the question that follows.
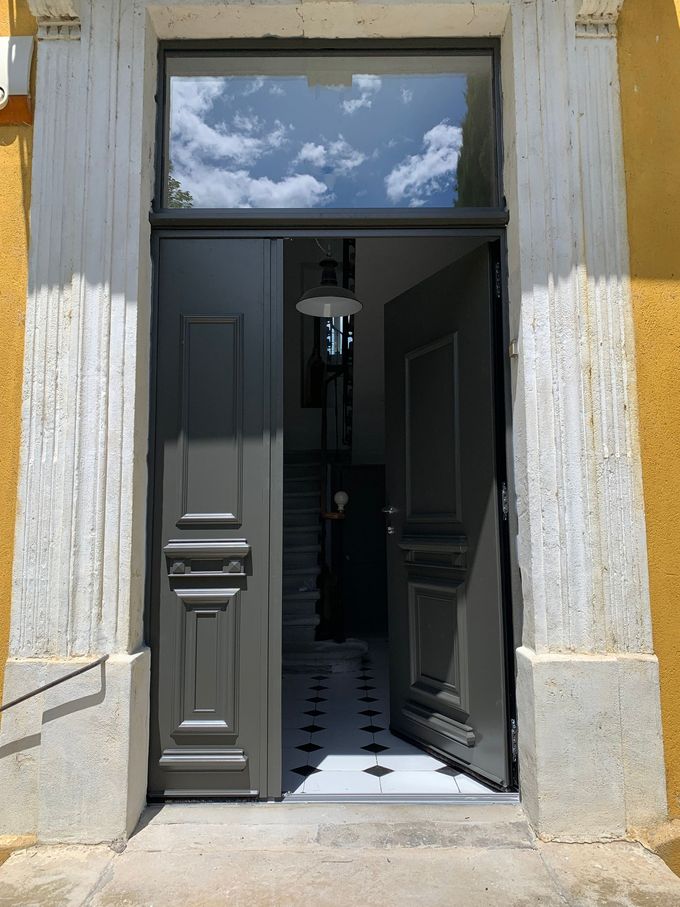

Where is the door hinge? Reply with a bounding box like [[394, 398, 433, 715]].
[[501, 482, 509, 521], [511, 718, 518, 763]]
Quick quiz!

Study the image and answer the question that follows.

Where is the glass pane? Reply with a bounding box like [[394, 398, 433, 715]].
[[164, 53, 497, 210]]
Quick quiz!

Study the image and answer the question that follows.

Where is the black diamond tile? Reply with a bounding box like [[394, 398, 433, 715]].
[[359, 696, 378, 703], [360, 724, 385, 734], [358, 709, 380, 717], [296, 742, 323, 753], [356, 685, 375, 691], [364, 765, 393, 778], [436, 766, 460, 778], [311, 675, 327, 681], [356, 674, 373, 681], [361, 742, 389, 754], [311, 685, 328, 691], [292, 765, 320, 777], [306, 697, 327, 704], [300, 724, 326, 734], [304, 709, 326, 717]]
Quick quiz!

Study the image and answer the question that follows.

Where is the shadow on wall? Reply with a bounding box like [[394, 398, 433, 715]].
[[0, 660, 106, 759], [0, 0, 36, 708]]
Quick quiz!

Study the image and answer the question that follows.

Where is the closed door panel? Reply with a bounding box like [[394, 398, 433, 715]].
[[148, 236, 280, 799], [384, 243, 510, 787]]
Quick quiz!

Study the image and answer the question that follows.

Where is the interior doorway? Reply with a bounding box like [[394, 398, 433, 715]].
[[281, 235, 514, 800]]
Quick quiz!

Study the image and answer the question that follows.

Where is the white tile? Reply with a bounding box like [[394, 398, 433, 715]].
[[302, 770, 381, 794], [371, 732, 421, 754], [376, 753, 447, 772], [379, 771, 460, 795], [455, 774, 493, 794], [308, 753, 377, 772]]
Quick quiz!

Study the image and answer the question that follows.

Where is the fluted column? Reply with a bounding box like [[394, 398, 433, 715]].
[[505, 0, 666, 837], [0, 0, 152, 843]]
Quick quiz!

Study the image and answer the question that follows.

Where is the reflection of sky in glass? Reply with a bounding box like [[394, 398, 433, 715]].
[[167, 64, 493, 209]]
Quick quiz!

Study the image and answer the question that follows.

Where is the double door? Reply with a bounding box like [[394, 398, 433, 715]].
[[147, 235, 512, 798]]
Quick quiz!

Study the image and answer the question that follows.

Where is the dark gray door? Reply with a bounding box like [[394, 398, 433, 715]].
[[148, 236, 282, 799], [384, 244, 510, 787]]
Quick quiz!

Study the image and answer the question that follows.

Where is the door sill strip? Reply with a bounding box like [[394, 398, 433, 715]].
[[282, 792, 520, 805]]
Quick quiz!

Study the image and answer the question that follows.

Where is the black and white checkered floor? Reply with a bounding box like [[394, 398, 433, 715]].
[[282, 639, 495, 798]]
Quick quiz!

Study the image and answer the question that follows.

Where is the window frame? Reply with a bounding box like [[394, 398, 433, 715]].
[[153, 39, 506, 228]]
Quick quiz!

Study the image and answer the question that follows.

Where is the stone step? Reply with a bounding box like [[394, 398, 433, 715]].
[[284, 509, 319, 528], [283, 547, 320, 571], [284, 477, 319, 494], [283, 568, 321, 594], [282, 638, 369, 674]]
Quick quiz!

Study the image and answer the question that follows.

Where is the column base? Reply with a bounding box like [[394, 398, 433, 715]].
[[516, 646, 668, 840], [0, 649, 150, 844]]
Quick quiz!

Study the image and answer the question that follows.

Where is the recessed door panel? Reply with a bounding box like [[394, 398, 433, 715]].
[[148, 236, 281, 799], [178, 315, 243, 526]]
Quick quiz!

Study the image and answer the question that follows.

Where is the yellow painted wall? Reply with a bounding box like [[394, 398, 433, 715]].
[[619, 0, 680, 818], [0, 0, 34, 706]]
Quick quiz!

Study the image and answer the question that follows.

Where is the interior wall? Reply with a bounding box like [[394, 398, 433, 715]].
[[0, 0, 35, 707], [352, 236, 484, 464], [618, 0, 680, 818]]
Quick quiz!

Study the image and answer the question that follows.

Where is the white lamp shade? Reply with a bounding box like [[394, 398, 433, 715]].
[[296, 285, 363, 318]]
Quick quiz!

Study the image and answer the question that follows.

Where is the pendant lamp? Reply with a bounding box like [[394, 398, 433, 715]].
[[296, 257, 363, 318]]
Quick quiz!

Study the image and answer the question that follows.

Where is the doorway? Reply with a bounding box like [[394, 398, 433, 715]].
[[147, 41, 515, 803], [145, 230, 515, 802], [281, 235, 514, 799]]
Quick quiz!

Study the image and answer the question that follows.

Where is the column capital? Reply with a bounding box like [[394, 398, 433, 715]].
[[576, 0, 624, 36], [28, 0, 80, 39]]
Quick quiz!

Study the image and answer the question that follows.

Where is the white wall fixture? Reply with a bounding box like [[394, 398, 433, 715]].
[[0, 36, 34, 121]]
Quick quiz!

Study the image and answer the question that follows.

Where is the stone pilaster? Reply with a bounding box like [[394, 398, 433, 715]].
[[504, 0, 666, 837], [0, 0, 152, 842]]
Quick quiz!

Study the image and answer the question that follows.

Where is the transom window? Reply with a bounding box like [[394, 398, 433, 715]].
[[161, 47, 500, 211]]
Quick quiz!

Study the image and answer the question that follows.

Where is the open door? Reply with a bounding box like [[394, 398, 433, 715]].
[[148, 236, 282, 799], [384, 243, 510, 788]]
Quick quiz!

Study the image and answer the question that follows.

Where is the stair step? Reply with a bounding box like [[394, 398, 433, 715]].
[[284, 511, 320, 528], [284, 465, 322, 478], [283, 528, 320, 546], [283, 590, 321, 602], [283, 476, 321, 497]]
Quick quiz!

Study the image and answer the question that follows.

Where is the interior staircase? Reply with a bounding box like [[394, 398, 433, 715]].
[[282, 452, 367, 673], [283, 457, 323, 648]]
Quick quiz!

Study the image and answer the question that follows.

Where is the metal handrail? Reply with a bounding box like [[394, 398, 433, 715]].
[[0, 654, 109, 714]]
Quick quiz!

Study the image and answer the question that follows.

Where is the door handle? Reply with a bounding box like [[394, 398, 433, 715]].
[[381, 505, 399, 535]]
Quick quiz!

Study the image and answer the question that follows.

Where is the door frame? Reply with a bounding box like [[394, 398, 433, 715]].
[[145, 225, 519, 796]]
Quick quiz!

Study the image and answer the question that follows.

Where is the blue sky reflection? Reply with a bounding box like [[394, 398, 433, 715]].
[[167, 60, 493, 209]]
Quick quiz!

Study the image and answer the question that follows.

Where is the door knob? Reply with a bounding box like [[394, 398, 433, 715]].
[[381, 506, 398, 515]]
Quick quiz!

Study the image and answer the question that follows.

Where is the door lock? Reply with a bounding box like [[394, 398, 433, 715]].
[[381, 505, 399, 535]]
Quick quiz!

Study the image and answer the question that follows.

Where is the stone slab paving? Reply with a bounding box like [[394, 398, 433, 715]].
[[1, 804, 680, 906]]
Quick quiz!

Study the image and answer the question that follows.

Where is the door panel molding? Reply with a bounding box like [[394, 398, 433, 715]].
[[177, 313, 244, 527], [171, 588, 240, 739], [407, 578, 470, 716], [404, 333, 462, 525]]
